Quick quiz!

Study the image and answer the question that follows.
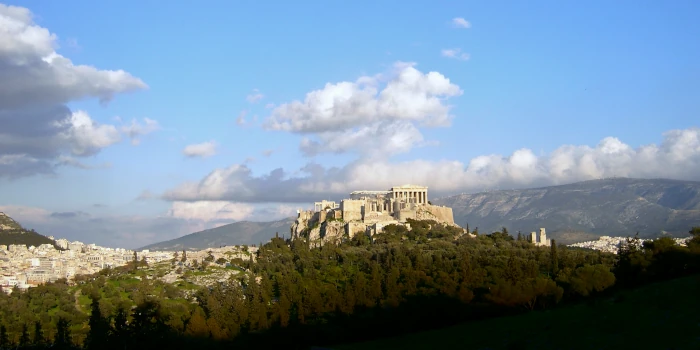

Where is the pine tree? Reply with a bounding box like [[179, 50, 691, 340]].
[[550, 239, 559, 275]]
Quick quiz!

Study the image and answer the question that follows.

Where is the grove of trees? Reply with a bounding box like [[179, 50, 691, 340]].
[[0, 221, 698, 350]]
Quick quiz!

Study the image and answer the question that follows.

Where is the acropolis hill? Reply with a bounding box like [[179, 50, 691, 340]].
[[291, 185, 466, 243]]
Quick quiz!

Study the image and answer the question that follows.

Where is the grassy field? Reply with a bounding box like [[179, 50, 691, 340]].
[[333, 275, 700, 350]]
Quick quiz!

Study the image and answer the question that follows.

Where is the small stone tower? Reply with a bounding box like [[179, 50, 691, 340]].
[[539, 228, 547, 245]]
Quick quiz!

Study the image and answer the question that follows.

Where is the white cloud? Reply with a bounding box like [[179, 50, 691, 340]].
[[299, 120, 428, 157], [264, 103, 275, 109], [182, 141, 217, 158], [167, 201, 255, 222], [441, 48, 470, 61], [246, 89, 264, 104], [162, 127, 700, 203], [451, 17, 471, 29], [120, 118, 160, 145], [0, 4, 148, 178], [236, 110, 248, 125], [263, 62, 462, 156], [57, 111, 122, 155]]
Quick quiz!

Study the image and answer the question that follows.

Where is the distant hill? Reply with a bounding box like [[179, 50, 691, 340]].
[[139, 217, 295, 251], [0, 212, 57, 247], [432, 178, 700, 244]]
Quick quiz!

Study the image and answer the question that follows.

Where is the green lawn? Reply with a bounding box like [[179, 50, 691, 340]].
[[334, 275, 700, 350]]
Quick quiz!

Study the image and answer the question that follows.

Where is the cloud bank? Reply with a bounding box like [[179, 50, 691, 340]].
[[0, 4, 150, 178], [163, 127, 700, 203]]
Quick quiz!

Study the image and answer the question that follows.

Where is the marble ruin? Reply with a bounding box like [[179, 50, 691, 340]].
[[292, 185, 462, 243], [528, 228, 551, 247]]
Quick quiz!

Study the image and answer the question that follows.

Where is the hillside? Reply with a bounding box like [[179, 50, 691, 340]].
[[433, 178, 700, 243], [335, 274, 700, 350], [139, 217, 295, 251], [0, 212, 57, 247]]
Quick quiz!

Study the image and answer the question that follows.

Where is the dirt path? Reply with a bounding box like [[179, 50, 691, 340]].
[[73, 289, 85, 313]]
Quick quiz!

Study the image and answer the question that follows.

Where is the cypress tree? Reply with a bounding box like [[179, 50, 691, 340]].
[[33, 321, 44, 346], [551, 239, 559, 275], [0, 324, 7, 349]]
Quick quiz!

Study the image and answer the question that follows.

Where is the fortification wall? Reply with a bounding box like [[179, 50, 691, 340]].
[[396, 209, 417, 222], [341, 200, 364, 222], [345, 222, 367, 238], [424, 205, 455, 225]]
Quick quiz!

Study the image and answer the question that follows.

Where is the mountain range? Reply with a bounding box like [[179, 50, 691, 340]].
[[433, 177, 700, 244], [139, 218, 295, 251], [141, 178, 700, 250]]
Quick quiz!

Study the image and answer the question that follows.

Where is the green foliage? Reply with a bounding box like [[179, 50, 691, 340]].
[[0, 221, 697, 349]]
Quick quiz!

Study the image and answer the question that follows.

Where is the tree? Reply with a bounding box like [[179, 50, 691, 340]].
[[185, 308, 210, 338], [55, 317, 71, 348], [113, 306, 129, 338], [550, 239, 559, 275], [0, 324, 8, 348], [86, 295, 110, 349], [567, 264, 616, 297], [33, 320, 44, 346], [181, 250, 187, 262], [19, 323, 30, 347]]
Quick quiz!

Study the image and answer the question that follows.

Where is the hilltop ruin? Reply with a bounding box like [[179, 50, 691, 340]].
[[291, 185, 465, 244]]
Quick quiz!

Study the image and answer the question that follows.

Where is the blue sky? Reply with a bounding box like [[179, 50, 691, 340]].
[[1, 0, 699, 248]]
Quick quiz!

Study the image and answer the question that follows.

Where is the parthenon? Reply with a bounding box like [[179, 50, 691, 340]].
[[293, 184, 458, 242]]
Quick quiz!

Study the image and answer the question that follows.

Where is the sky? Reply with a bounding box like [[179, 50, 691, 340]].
[[1, 0, 699, 248]]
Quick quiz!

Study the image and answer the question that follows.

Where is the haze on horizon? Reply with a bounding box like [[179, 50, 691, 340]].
[[1, 0, 699, 249]]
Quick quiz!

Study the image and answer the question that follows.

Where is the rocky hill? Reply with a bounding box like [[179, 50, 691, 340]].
[[432, 178, 700, 244], [0, 212, 57, 247], [139, 217, 295, 251]]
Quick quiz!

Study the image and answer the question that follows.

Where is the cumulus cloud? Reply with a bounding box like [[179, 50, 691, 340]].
[[120, 118, 160, 145], [246, 89, 264, 104], [441, 48, 470, 61], [0, 4, 147, 178], [162, 127, 700, 203], [263, 62, 462, 156], [182, 141, 217, 158], [451, 17, 471, 28], [299, 120, 428, 157]]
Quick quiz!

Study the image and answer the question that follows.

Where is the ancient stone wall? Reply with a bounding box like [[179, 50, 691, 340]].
[[341, 200, 364, 222], [424, 204, 455, 225], [345, 222, 367, 238]]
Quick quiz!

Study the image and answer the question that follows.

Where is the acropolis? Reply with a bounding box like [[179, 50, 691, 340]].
[[291, 185, 461, 243]]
